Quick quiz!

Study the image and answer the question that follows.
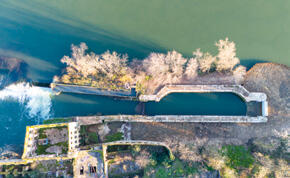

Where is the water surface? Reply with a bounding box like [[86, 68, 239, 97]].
[[0, 0, 288, 149]]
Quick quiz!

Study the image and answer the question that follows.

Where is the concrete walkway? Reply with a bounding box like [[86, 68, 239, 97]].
[[76, 115, 267, 124], [51, 83, 136, 98]]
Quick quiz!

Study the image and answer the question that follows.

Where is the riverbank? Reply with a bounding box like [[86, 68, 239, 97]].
[[130, 62, 288, 146], [130, 62, 289, 177], [0, 64, 289, 177]]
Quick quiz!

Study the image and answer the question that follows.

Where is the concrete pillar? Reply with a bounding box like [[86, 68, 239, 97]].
[[102, 145, 108, 178], [262, 101, 268, 116]]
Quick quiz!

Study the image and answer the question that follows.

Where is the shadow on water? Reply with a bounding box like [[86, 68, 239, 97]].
[[0, 1, 275, 83], [0, 1, 167, 83], [51, 93, 140, 117], [144, 92, 247, 116], [240, 59, 271, 70], [50, 92, 247, 117], [0, 1, 267, 147], [0, 57, 28, 89]]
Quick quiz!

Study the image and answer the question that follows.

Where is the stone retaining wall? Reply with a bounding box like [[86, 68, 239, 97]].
[[22, 123, 69, 159], [102, 140, 174, 178], [0, 159, 28, 166], [76, 115, 267, 124], [51, 83, 136, 98]]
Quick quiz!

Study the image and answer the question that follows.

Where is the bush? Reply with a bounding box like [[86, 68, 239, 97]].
[[38, 128, 47, 139], [43, 118, 72, 124], [55, 142, 69, 154], [35, 144, 50, 155], [144, 159, 199, 177], [88, 132, 99, 144], [221, 145, 254, 172], [104, 132, 123, 142]]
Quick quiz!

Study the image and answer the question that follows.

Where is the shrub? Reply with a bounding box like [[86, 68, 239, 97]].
[[88, 132, 99, 144], [221, 145, 254, 172], [43, 118, 72, 124], [104, 132, 123, 142], [38, 128, 47, 139], [35, 144, 50, 155]]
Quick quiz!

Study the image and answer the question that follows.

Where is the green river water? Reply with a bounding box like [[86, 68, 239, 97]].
[[0, 0, 289, 148]]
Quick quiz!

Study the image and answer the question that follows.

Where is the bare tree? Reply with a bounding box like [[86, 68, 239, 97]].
[[143, 50, 187, 84], [185, 58, 198, 79], [97, 51, 128, 79], [143, 52, 169, 81], [233, 65, 246, 84], [215, 38, 240, 72], [55, 39, 247, 93], [58, 43, 131, 89], [60, 43, 98, 77], [198, 52, 216, 73]]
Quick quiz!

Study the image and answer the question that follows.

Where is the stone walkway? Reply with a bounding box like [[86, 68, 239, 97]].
[[51, 83, 135, 98], [76, 115, 267, 124]]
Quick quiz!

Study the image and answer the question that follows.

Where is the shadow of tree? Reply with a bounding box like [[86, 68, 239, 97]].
[[0, 1, 167, 82], [240, 59, 270, 70]]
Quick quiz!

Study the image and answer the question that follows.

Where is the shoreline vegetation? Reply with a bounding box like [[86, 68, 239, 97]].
[[53, 38, 246, 95], [0, 63, 288, 177]]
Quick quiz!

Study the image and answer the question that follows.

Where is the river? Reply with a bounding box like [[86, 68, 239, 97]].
[[0, 0, 288, 149]]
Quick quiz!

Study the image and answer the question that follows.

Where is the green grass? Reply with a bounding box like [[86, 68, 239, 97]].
[[79, 125, 99, 145], [38, 126, 67, 139], [94, 150, 104, 159], [38, 128, 48, 139], [144, 159, 198, 178], [35, 144, 51, 155], [221, 145, 254, 172], [104, 132, 123, 142], [36, 142, 68, 155], [55, 126, 67, 130], [43, 118, 72, 124], [55, 142, 69, 154], [88, 132, 99, 144]]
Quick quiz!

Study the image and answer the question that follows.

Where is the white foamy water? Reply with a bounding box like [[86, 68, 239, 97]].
[[0, 82, 52, 119]]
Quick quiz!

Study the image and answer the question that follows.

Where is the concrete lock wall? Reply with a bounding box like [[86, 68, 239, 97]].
[[139, 85, 268, 117], [76, 115, 268, 124], [52, 83, 268, 118]]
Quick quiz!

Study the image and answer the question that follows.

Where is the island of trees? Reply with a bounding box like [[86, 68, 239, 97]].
[[53, 38, 246, 94]]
